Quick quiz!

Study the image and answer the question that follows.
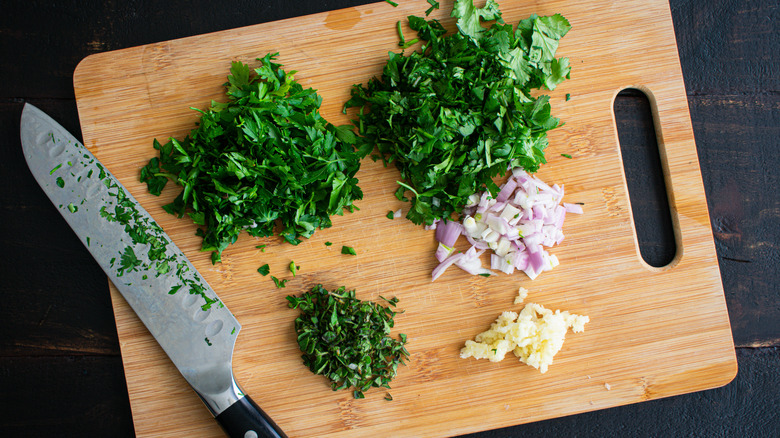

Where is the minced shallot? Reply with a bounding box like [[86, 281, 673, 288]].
[[431, 169, 582, 281]]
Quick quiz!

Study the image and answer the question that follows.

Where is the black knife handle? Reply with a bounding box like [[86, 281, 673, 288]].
[[215, 395, 287, 438]]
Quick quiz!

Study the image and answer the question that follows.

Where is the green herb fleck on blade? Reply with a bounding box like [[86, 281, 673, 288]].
[[205, 337, 213, 346], [257, 264, 270, 276], [50, 164, 62, 175], [341, 246, 357, 256], [56, 177, 65, 188], [271, 276, 289, 288], [67, 203, 78, 213]]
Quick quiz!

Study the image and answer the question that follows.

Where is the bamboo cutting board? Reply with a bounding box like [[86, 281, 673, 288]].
[[73, 0, 736, 436]]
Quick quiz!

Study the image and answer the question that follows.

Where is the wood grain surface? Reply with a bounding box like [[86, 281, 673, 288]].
[[71, 1, 736, 436]]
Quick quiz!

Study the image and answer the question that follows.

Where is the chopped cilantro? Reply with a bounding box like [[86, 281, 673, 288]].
[[344, 1, 571, 226], [341, 246, 357, 256], [257, 264, 270, 276]]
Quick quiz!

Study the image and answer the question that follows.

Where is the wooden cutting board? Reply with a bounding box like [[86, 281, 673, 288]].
[[73, 0, 736, 436]]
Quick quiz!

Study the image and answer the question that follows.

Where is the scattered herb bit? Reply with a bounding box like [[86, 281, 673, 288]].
[[205, 337, 213, 346], [67, 203, 78, 213], [289, 261, 299, 277], [257, 264, 270, 276], [478, 273, 492, 277], [385, 0, 398, 6], [565, 93, 571, 101], [425, 0, 440, 16], [231, 327, 237, 335], [286, 285, 409, 399], [86, 237, 90, 247], [255, 244, 267, 252], [341, 246, 357, 256], [56, 177, 65, 188], [384, 392, 394, 401], [561, 153, 572, 159], [271, 276, 289, 288], [141, 53, 369, 264], [386, 210, 395, 220], [325, 241, 333, 246], [50, 164, 62, 175], [344, 0, 571, 226]]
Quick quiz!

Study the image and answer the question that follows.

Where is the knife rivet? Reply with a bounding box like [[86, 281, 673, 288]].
[[244, 431, 258, 438]]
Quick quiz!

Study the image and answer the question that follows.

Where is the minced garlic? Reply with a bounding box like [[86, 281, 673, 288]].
[[514, 287, 529, 304], [460, 303, 589, 373]]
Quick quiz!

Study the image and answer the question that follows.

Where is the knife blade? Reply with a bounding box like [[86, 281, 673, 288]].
[[19, 103, 286, 438]]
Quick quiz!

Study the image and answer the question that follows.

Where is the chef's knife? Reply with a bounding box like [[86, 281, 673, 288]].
[[20, 103, 287, 438]]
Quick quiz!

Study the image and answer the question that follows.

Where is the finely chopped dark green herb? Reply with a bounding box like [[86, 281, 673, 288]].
[[141, 53, 370, 263], [344, 0, 571, 225], [286, 285, 409, 399]]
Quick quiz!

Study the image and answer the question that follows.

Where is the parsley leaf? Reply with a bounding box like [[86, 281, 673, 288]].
[[341, 246, 357, 256], [257, 264, 270, 276]]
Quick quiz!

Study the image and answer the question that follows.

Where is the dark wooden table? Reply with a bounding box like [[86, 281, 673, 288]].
[[1, 1, 777, 436]]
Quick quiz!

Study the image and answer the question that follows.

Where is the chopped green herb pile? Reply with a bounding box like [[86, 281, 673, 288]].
[[286, 285, 409, 399], [344, 0, 571, 225], [141, 53, 370, 263]]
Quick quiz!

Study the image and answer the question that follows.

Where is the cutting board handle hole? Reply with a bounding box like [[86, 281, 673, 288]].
[[614, 88, 678, 269]]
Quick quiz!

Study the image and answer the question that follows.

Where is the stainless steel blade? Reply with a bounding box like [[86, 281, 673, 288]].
[[19, 103, 243, 416]]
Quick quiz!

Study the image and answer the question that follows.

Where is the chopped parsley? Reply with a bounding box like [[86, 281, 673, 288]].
[[341, 246, 357, 256], [257, 264, 270, 276], [141, 53, 370, 264]]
